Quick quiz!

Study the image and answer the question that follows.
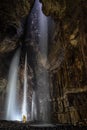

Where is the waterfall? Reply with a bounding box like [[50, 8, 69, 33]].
[[6, 49, 20, 121], [22, 54, 28, 119], [30, 0, 51, 123], [5, 0, 51, 122], [38, 0, 51, 123], [39, 2, 48, 59], [31, 91, 38, 121]]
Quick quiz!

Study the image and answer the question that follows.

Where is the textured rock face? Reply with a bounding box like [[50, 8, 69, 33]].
[[0, 0, 35, 53], [40, 0, 81, 19], [44, 0, 87, 124], [0, 0, 34, 31]]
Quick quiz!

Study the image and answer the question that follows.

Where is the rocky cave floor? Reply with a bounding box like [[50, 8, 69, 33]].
[[0, 120, 87, 130]]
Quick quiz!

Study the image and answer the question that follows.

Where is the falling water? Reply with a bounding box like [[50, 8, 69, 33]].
[[6, 49, 20, 120], [36, 0, 51, 122], [31, 91, 38, 121], [22, 54, 28, 119], [39, 1, 48, 59]]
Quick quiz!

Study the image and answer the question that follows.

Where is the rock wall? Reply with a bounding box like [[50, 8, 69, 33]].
[[43, 0, 87, 124], [0, 0, 35, 53]]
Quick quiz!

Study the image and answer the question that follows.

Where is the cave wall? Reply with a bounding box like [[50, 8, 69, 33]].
[[0, 0, 35, 34], [41, 0, 87, 124], [0, 0, 35, 53]]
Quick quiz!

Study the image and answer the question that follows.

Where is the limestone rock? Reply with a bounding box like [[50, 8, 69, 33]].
[[0, 0, 35, 53], [47, 0, 87, 124]]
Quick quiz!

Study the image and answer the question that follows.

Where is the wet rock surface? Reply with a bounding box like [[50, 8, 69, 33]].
[[0, 121, 87, 130], [47, 0, 87, 124]]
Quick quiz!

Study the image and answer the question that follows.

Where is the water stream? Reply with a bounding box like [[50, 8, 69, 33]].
[[22, 54, 28, 119], [6, 49, 20, 121], [5, 0, 51, 122], [31, 0, 51, 123]]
